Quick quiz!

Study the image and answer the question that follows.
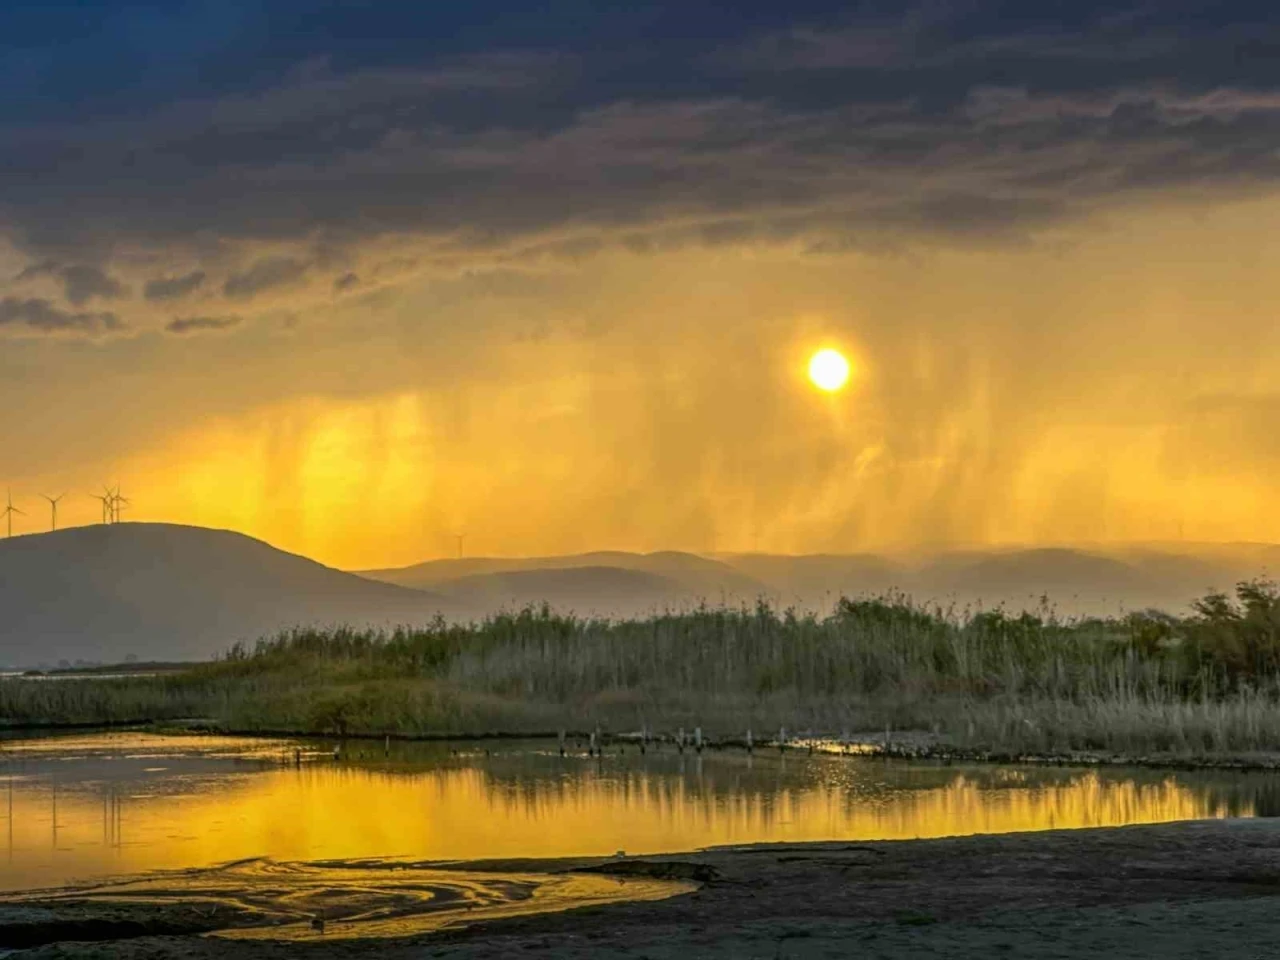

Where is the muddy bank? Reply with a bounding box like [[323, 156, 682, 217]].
[[12, 819, 1280, 958], [168, 722, 1280, 773], [20, 720, 1280, 775], [0, 859, 689, 949], [833, 733, 1280, 773]]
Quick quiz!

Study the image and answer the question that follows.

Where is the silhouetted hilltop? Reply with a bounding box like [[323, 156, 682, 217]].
[[0, 523, 445, 666]]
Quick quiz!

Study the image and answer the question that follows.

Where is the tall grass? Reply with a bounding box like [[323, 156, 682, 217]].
[[3, 582, 1280, 757]]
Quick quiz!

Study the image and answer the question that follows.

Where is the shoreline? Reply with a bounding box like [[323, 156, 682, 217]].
[[14, 720, 1280, 775], [10, 820, 1280, 958]]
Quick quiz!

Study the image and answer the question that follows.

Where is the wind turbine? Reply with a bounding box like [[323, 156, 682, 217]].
[[91, 489, 113, 524], [1, 490, 23, 538], [100, 485, 128, 524], [40, 493, 66, 532]]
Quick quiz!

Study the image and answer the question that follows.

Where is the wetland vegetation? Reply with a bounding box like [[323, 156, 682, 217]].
[[3, 581, 1280, 759]]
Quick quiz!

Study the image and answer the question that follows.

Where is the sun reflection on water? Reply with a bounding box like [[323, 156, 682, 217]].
[[0, 733, 1268, 891]]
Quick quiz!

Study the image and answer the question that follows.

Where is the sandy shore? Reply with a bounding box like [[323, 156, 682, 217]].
[[10, 819, 1280, 958]]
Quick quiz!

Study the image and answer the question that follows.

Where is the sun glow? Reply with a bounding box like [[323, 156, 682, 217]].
[[808, 348, 851, 392]]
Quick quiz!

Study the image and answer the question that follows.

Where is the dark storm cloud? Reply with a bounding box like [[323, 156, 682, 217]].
[[1, 2, 1279, 267], [14, 261, 125, 304], [223, 258, 309, 300], [0, 297, 121, 334], [144, 270, 206, 301], [13, 260, 57, 283], [166, 314, 241, 334], [60, 264, 126, 304], [714, 11, 1187, 74]]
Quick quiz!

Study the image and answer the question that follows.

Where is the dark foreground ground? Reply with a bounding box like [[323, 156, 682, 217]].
[[13, 819, 1280, 959]]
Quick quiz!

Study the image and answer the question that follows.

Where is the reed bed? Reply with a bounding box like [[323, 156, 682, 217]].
[[2, 581, 1279, 758]]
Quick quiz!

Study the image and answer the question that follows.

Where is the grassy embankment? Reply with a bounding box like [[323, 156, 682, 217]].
[[3, 582, 1280, 757]]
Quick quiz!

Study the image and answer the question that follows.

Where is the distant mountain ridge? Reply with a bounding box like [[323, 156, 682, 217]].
[[358, 550, 768, 620], [4, 523, 1278, 666], [715, 545, 1279, 617], [360, 549, 762, 593], [367, 543, 1280, 620]]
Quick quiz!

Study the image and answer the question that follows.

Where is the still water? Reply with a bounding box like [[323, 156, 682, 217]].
[[0, 731, 1275, 892]]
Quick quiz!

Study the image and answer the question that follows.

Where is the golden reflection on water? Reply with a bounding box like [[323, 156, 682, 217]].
[[0, 734, 1264, 891]]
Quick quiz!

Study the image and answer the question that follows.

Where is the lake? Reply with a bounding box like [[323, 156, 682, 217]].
[[0, 731, 1275, 893]]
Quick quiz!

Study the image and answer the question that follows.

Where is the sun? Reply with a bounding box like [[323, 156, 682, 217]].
[[808, 348, 851, 392]]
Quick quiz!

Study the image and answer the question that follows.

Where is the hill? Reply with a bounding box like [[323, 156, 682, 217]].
[[716, 545, 1280, 617], [0, 523, 446, 666], [10, 525, 1276, 667], [360, 550, 764, 604], [363, 544, 1280, 620]]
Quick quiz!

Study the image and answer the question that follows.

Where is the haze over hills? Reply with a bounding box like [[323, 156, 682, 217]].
[[440, 567, 689, 620], [0, 523, 447, 667], [359, 551, 766, 616], [367, 544, 1280, 619], [4, 523, 1279, 666], [716, 545, 1280, 617], [360, 550, 763, 598]]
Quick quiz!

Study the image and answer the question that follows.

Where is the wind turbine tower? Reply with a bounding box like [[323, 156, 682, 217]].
[[1, 490, 23, 538], [40, 494, 66, 532], [112, 488, 130, 524]]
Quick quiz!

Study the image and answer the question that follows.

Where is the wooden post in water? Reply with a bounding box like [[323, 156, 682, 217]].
[[746, 728, 753, 754], [558, 730, 566, 757], [677, 727, 685, 754], [384, 735, 390, 758], [694, 727, 703, 754], [589, 731, 597, 757], [778, 726, 787, 753]]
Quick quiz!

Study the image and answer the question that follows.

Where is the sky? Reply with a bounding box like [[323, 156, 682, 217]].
[[3, 1, 1280, 568]]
